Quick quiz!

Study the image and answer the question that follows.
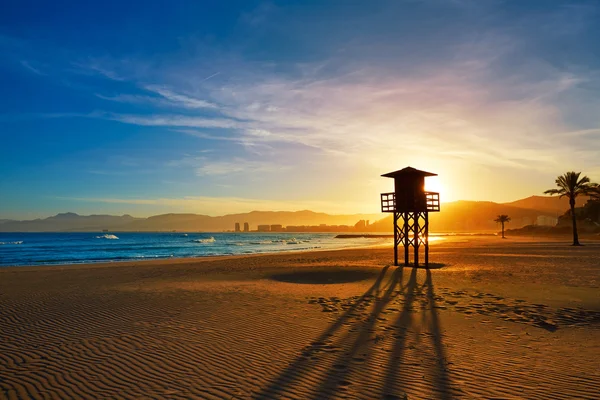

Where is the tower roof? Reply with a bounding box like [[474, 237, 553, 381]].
[[381, 166, 437, 178]]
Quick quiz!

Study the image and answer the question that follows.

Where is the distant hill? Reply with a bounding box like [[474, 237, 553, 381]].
[[502, 195, 588, 215], [0, 213, 141, 232], [367, 199, 562, 233], [0, 211, 382, 232]]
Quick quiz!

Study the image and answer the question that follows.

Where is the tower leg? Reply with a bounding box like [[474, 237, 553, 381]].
[[414, 212, 419, 267], [393, 212, 399, 266], [403, 212, 409, 266], [425, 212, 429, 268]]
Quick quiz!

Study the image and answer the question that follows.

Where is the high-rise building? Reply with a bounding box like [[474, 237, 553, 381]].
[[257, 225, 270, 232], [234, 222, 241, 232], [243, 222, 249, 232]]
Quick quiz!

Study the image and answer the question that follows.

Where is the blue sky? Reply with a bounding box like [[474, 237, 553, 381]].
[[1, 0, 599, 219]]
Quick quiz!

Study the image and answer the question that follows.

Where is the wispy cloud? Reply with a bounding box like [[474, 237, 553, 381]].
[[166, 155, 285, 176], [195, 159, 283, 176], [69, 53, 599, 178], [96, 85, 218, 110], [73, 59, 127, 81], [143, 85, 218, 109], [104, 113, 240, 129], [20, 60, 45, 75]]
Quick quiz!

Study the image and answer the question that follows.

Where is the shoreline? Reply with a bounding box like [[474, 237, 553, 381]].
[[2, 233, 599, 271]]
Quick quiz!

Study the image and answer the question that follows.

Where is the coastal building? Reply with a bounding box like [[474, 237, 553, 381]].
[[270, 224, 284, 232], [234, 223, 241, 232], [536, 215, 558, 226], [257, 225, 270, 232], [244, 222, 249, 232]]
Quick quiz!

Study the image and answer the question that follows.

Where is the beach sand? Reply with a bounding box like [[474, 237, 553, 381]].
[[1, 236, 599, 399]]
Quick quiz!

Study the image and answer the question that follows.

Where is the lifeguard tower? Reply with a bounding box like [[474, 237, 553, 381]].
[[380, 166, 440, 267]]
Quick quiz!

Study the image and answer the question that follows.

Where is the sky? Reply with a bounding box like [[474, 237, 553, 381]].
[[1, 0, 599, 219]]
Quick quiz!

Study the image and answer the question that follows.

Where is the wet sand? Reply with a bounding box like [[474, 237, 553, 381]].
[[1, 236, 599, 399]]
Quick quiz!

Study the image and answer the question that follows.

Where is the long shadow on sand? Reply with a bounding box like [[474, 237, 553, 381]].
[[255, 266, 454, 399]]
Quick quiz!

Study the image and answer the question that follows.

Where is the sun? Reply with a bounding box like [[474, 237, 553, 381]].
[[425, 176, 443, 195]]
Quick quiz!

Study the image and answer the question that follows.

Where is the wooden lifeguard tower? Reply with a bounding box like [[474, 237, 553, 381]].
[[380, 166, 440, 267]]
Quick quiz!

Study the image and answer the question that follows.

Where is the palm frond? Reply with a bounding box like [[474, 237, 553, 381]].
[[494, 214, 510, 223], [545, 171, 592, 200]]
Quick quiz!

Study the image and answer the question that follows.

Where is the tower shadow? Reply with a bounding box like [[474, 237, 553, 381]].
[[381, 268, 452, 399], [254, 265, 392, 399], [254, 266, 454, 399]]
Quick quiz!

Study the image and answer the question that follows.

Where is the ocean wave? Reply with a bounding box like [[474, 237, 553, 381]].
[[96, 234, 119, 240], [0, 241, 23, 245], [249, 240, 273, 245], [193, 237, 216, 243]]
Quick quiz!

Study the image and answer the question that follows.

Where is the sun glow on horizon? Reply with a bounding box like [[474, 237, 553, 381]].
[[425, 176, 445, 198]]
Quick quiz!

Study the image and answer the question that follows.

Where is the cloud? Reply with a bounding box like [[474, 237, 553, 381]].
[[143, 85, 218, 109], [166, 155, 284, 176], [81, 51, 598, 178], [195, 159, 282, 176], [20, 60, 45, 75], [73, 59, 127, 81], [104, 113, 240, 129], [96, 85, 218, 110]]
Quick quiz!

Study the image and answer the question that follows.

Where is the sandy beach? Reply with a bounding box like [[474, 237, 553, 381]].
[[1, 236, 599, 399]]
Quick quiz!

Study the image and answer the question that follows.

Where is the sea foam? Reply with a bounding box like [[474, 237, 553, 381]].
[[96, 234, 119, 240], [0, 241, 23, 245], [193, 237, 216, 243]]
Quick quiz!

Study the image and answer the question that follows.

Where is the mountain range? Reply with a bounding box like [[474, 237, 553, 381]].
[[0, 195, 588, 233], [0, 210, 381, 232]]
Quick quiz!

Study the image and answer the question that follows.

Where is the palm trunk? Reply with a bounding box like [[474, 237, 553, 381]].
[[501, 222, 505, 238], [570, 197, 580, 246]]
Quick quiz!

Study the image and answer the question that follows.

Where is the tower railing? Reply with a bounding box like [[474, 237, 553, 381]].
[[380, 192, 396, 212], [425, 191, 440, 212], [380, 192, 440, 213]]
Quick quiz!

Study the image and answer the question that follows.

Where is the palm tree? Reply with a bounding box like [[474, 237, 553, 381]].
[[544, 172, 596, 246], [494, 214, 511, 238]]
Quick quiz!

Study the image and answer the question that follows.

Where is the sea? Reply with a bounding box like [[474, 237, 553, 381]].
[[0, 232, 393, 267]]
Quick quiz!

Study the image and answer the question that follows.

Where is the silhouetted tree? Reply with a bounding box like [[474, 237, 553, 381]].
[[494, 214, 511, 238], [544, 172, 596, 246], [590, 184, 600, 202]]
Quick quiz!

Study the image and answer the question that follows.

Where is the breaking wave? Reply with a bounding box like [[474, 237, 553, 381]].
[[249, 240, 273, 245], [193, 237, 216, 244], [0, 241, 23, 245], [96, 234, 119, 240]]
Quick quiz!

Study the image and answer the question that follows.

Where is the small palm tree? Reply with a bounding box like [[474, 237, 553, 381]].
[[544, 171, 596, 246], [494, 214, 511, 238]]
